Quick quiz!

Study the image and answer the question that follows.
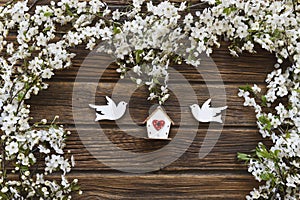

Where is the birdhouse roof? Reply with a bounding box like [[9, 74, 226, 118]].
[[143, 106, 175, 125]]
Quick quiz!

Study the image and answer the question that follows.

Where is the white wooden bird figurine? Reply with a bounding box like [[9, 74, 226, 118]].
[[89, 96, 127, 121], [190, 99, 227, 123]]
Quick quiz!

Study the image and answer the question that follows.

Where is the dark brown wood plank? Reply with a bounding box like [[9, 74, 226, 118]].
[[54, 43, 275, 83], [65, 127, 264, 172], [68, 173, 257, 200], [4, 172, 257, 199], [28, 82, 261, 127]]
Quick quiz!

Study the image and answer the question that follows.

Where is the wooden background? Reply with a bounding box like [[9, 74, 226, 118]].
[[1, 0, 276, 199]]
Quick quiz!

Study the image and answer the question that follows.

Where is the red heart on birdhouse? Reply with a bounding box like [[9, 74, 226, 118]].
[[152, 120, 165, 131]]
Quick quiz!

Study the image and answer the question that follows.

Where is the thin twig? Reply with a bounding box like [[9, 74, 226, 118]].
[[283, 30, 296, 65], [30, 149, 41, 179], [188, 2, 208, 9], [28, 0, 39, 12], [16, 79, 36, 112], [278, 126, 285, 135], [292, 0, 297, 16], [1, 143, 6, 182], [4, 0, 15, 6]]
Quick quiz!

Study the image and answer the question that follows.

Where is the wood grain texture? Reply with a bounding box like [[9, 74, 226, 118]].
[[28, 82, 263, 126], [1, 0, 277, 199], [64, 127, 266, 172], [68, 173, 259, 200], [25, 46, 273, 198], [53, 44, 274, 83]]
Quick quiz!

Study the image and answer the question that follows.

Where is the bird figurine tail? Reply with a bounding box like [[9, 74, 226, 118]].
[[212, 115, 223, 123], [95, 113, 107, 121], [89, 104, 97, 109], [220, 106, 228, 110]]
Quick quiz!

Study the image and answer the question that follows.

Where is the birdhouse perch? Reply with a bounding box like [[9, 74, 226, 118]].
[[143, 106, 174, 140]]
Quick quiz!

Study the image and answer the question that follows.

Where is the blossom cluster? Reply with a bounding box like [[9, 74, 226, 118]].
[[0, 0, 112, 198], [98, 0, 189, 104], [215, 0, 300, 199], [0, 0, 300, 199]]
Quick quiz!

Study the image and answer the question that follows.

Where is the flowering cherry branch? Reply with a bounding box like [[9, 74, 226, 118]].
[[0, 0, 299, 199]]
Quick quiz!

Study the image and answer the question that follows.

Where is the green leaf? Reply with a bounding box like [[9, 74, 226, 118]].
[[287, 103, 293, 110], [260, 172, 274, 181], [0, 192, 8, 199], [258, 115, 272, 131], [256, 143, 272, 159], [135, 50, 143, 64], [44, 12, 53, 17], [215, 0, 222, 5], [294, 89, 300, 93], [261, 95, 267, 107], [71, 184, 80, 191], [113, 26, 121, 34], [19, 165, 29, 173], [65, 4, 73, 16], [17, 92, 24, 101], [273, 149, 280, 157], [153, 78, 160, 85], [286, 132, 291, 139], [239, 84, 253, 93], [256, 150, 270, 159], [29, 157, 36, 165], [237, 152, 251, 161], [273, 29, 281, 38], [43, 26, 51, 32], [223, 7, 237, 15]]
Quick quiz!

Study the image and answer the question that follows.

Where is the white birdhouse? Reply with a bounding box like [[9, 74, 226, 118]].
[[143, 106, 174, 140]]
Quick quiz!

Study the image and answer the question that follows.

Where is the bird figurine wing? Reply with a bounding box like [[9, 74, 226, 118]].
[[89, 96, 127, 121], [201, 99, 227, 116], [211, 106, 228, 116], [89, 104, 115, 119], [190, 98, 227, 123], [201, 99, 211, 109], [105, 96, 117, 109]]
